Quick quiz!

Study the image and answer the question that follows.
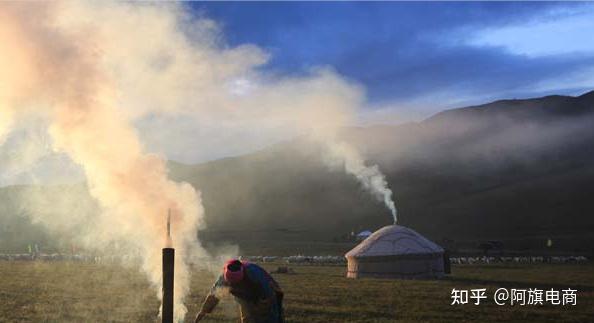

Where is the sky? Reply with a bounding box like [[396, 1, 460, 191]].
[[2, 1, 594, 186], [190, 1, 594, 120]]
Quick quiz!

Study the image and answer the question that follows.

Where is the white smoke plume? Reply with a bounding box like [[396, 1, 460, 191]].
[[0, 3, 204, 320], [0, 1, 399, 320], [326, 141, 398, 224]]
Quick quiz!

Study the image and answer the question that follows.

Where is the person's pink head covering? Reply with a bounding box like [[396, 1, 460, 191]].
[[223, 259, 245, 284]]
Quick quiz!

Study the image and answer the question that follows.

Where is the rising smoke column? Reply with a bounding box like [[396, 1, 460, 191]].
[[0, 3, 399, 320], [0, 3, 203, 320], [325, 141, 398, 224]]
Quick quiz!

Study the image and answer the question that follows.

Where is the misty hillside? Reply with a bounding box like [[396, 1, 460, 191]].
[[168, 90, 594, 246], [2, 91, 594, 252]]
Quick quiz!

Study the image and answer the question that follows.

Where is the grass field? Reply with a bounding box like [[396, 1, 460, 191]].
[[0, 261, 592, 323]]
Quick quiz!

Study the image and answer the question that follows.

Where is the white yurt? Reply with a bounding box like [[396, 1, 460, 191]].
[[345, 225, 445, 279]]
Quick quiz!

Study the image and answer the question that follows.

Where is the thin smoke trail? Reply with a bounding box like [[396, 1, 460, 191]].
[[326, 141, 398, 224]]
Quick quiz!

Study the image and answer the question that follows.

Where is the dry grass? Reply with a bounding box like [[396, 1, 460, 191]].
[[0, 261, 592, 322]]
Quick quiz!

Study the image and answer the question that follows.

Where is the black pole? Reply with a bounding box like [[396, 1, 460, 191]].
[[162, 247, 174, 323], [443, 250, 451, 275]]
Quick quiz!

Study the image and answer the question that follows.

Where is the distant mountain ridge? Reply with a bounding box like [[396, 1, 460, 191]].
[[428, 91, 594, 123]]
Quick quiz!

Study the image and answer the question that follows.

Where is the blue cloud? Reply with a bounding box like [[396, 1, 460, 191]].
[[187, 2, 594, 114], [468, 5, 594, 57]]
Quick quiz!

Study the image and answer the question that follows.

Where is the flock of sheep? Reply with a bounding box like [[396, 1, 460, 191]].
[[0, 253, 94, 261], [0, 253, 589, 265], [240, 255, 346, 264], [449, 255, 589, 264], [0, 253, 129, 263], [241, 255, 589, 265]]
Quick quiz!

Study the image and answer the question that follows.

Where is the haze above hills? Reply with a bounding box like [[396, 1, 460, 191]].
[[2, 91, 594, 251]]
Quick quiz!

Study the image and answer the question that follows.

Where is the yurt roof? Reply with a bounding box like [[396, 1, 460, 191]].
[[345, 225, 444, 258]]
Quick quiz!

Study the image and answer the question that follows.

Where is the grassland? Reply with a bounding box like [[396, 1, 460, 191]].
[[0, 261, 592, 322]]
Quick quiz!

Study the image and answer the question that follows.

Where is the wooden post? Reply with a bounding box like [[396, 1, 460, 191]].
[[162, 247, 174, 323]]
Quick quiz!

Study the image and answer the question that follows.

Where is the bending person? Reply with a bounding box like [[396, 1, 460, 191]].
[[195, 259, 284, 323]]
